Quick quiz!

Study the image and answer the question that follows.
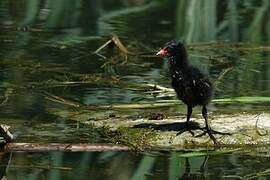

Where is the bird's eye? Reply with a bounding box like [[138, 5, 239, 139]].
[[167, 47, 173, 52]]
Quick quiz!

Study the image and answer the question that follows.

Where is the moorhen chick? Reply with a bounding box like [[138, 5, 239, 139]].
[[156, 40, 230, 144]]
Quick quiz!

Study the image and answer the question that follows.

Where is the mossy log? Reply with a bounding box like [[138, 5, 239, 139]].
[[48, 107, 270, 149]]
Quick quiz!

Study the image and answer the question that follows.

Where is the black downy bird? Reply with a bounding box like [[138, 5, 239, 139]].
[[156, 40, 230, 144]]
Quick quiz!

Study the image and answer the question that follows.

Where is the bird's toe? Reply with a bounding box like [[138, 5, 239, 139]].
[[176, 127, 195, 136]]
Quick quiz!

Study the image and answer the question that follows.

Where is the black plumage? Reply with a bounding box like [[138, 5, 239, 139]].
[[156, 40, 229, 144]]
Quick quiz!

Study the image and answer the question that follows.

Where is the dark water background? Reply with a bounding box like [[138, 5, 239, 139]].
[[1, 0, 270, 179]]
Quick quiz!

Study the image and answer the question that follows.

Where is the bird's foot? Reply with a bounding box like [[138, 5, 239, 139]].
[[196, 127, 231, 145], [176, 125, 195, 136], [196, 127, 231, 137]]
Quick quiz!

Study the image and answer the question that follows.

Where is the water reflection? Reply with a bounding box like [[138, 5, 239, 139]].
[[1, 0, 269, 41], [0, 151, 270, 179]]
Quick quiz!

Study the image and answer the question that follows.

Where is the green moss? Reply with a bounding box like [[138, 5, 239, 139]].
[[97, 125, 158, 150]]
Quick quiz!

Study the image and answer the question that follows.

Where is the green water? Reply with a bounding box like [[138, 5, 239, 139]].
[[1, 150, 270, 180], [1, 0, 270, 179]]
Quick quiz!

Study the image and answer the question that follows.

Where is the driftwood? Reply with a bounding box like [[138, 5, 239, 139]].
[[4, 143, 130, 152]]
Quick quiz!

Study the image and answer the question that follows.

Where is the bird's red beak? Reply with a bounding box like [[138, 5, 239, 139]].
[[156, 48, 169, 57]]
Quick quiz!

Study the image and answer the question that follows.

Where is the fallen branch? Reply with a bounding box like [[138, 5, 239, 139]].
[[93, 35, 130, 59], [5, 143, 130, 152], [3, 164, 72, 171]]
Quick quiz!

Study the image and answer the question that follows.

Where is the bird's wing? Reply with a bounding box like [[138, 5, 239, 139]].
[[189, 67, 213, 97], [196, 78, 213, 98]]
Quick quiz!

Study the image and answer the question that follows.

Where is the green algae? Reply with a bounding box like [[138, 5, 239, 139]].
[[97, 125, 158, 150]]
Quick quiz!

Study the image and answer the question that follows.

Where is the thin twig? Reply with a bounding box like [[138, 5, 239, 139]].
[[93, 35, 134, 59], [254, 113, 268, 136], [1, 165, 72, 171], [145, 83, 174, 92], [221, 175, 243, 179], [40, 91, 82, 108], [93, 39, 113, 54], [214, 66, 234, 86], [6, 152, 13, 174]]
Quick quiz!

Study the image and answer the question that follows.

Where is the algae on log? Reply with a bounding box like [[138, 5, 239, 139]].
[[47, 107, 270, 149]]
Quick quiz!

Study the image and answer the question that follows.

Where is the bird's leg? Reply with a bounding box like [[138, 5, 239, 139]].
[[196, 106, 231, 144], [177, 106, 194, 136], [199, 106, 217, 144]]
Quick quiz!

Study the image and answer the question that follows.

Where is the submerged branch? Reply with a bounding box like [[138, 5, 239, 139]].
[[3, 165, 72, 171], [5, 143, 130, 152], [40, 91, 83, 108]]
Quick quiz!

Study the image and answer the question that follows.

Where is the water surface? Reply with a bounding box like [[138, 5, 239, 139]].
[[1, 150, 270, 180]]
